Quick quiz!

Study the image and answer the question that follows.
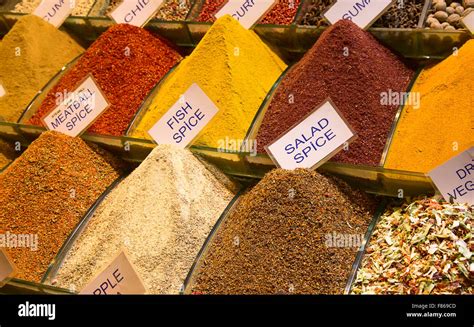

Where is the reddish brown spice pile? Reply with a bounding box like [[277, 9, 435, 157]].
[[255, 20, 414, 166], [28, 24, 182, 136], [0, 131, 124, 282], [197, 0, 300, 25]]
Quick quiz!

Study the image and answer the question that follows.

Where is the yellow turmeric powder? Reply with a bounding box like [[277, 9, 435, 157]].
[[384, 40, 474, 173]]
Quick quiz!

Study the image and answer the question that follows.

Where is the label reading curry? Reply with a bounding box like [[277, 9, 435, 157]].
[[110, 0, 164, 27], [33, 0, 75, 28], [324, 0, 394, 29], [215, 0, 277, 29]]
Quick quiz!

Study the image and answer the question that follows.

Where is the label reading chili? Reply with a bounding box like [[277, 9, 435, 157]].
[[33, 0, 75, 28], [265, 100, 357, 170], [215, 0, 278, 29], [324, 0, 394, 29], [42, 75, 110, 137], [110, 0, 164, 27], [461, 11, 474, 34], [0, 249, 16, 286], [148, 83, 219, 148]]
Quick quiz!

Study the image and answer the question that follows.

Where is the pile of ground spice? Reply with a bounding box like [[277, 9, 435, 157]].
[[197, 0, 301, 25], [105, 0, 193, 20], [0, 15, 83, 122], [190, 169, 377, 294], [131, 15, 286, 147], [13, 0, 95, 16], [28, 24, 182, 136], [0, 131, 124, 282], [254, 20, 414, 166], [51, 145, 236, 294], [384, 40, 473, 173]]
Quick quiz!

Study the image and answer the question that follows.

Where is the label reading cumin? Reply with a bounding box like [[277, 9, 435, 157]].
[[324, 0, 394, 29], [0, 249, 16, 286], [215, 0, 277, 29], [110, 0, 164, 27], [33, 0, 75, 28], [461, 11, 474, 34], [42, 75, 110, 137]]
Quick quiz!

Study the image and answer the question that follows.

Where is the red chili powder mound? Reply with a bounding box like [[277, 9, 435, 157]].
[[28, 24, 182, 136], [255, 20, 414, 166], [197, 0, 300, 25]]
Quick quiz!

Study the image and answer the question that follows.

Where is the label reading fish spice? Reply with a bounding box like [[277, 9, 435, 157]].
[[428, 147, 474, 206], [42, 75, 110, 137], [110, 0, 164, 27], [0, 249, 16, 286], [324, 0, 394, 29], [148, 83, 219, 148], [80, 251, 146, 295], [33, 0, 75, 28], [265, 100, 356, 170], [215, 0, 277, 29], [461, 11, 474, 34]]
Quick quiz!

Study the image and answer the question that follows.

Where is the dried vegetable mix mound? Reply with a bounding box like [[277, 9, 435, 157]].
[[28, 24, 182, 136], [105, 0, 193, 20], [254, 20, 414, 166], [352, 197, 473, 295], [51, 145, 236, 294], [0, 131, 124, 282], [190, 169, 377, 294], [0, 15, 84, 122]]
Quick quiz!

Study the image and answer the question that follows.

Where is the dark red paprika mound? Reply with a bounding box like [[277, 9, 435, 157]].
[[29, 24, 182, 136], [255, 20, 414, 166]]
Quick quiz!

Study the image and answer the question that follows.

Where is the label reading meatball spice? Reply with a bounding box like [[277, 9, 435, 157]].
[[148, 83, 219, 148], [0, 249, 16, 286], [42, 75, 110, 137], [215, 0, 277, 29], [461, 11, 474, 34], [428, 147, 474, 206], [80, 250, 146, 295], [265, 100, 356, 170], [324, 0, 394, 29], [33, 0, 75, 28], [110, 0, 164, 27]]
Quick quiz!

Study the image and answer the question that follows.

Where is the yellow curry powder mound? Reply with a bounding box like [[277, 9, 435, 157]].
[[131, 15, 287, 147], [384, 39, 474, 173]]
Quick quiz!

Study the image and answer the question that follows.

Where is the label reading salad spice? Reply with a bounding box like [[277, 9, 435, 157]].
[[33, 0, 75, 28], [428, 147, 474, 206], [80, 250, 146, 295], [265, 100, 356, 170], [110, 0, 164, 27], [461, 10, 474, 34], [0, 249, 16, 286], [324, 0, 394, 29], [42, 75, 110, 137], [215, 0, 277, 29], [148, 83, 219, 148]]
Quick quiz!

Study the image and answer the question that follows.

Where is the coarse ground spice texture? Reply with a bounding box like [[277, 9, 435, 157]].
[[28, 24, 182, 136], [51, 145, 236, 294], [384, 40, 474, 173], [0, 15, 84, 122], [0, 131, 124, 282], [254, 20, 414, 166], [131, 15, 286, 147], [190, 169, 377, 294], [105, 0, 193, 20]]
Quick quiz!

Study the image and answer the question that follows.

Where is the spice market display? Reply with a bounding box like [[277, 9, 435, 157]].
[[0, 0, 472, 299]]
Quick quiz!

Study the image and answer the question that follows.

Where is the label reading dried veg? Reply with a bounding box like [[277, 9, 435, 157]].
[[33, 0, 74, 28], [148, 83, 219, 148], [324, 0, 394, 29], [0, 249, 16, 286], [428, 147, 474, 206], [80, 250, 146, 295], [265, 100, 356, 170], [461, 10, 474, 34], [42, 75, 110, 137], [215, 0, 277, 29], [110, 0, 164, 27]]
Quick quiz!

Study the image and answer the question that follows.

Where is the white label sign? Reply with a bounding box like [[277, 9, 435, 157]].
[[42, 75, 110, 137], [215, 0, 277, 29], [324, 0, 393, 29], [148, 83, 219, 148], [428, 147, 474, 206], [80, 251, 146, 295], [33, 0, 74, 28], [0, 249, 15, 286], [461, 10, 474, 34], [110, 0, 164, 27], [0, 84, 5, 98], [266, 100, 356, 170]]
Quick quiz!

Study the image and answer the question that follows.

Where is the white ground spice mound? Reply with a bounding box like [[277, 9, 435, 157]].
[[51, 145, 236, 294], [13, 0, 95, 16]]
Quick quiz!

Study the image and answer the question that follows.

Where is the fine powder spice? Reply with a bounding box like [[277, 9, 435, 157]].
[[106, 0, 193, 20], [28, 24, 182, 136], [0, 15, 84, 122], [384, 40, 473, 173], [0, 131, 124, 282], [190, 169, 377, 294], [13, 0, 95, 16], [131, 15, 286, 147], [352, 197, 473, 295], [254, 20, 414, 166], [51, 145, 236, 294]]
